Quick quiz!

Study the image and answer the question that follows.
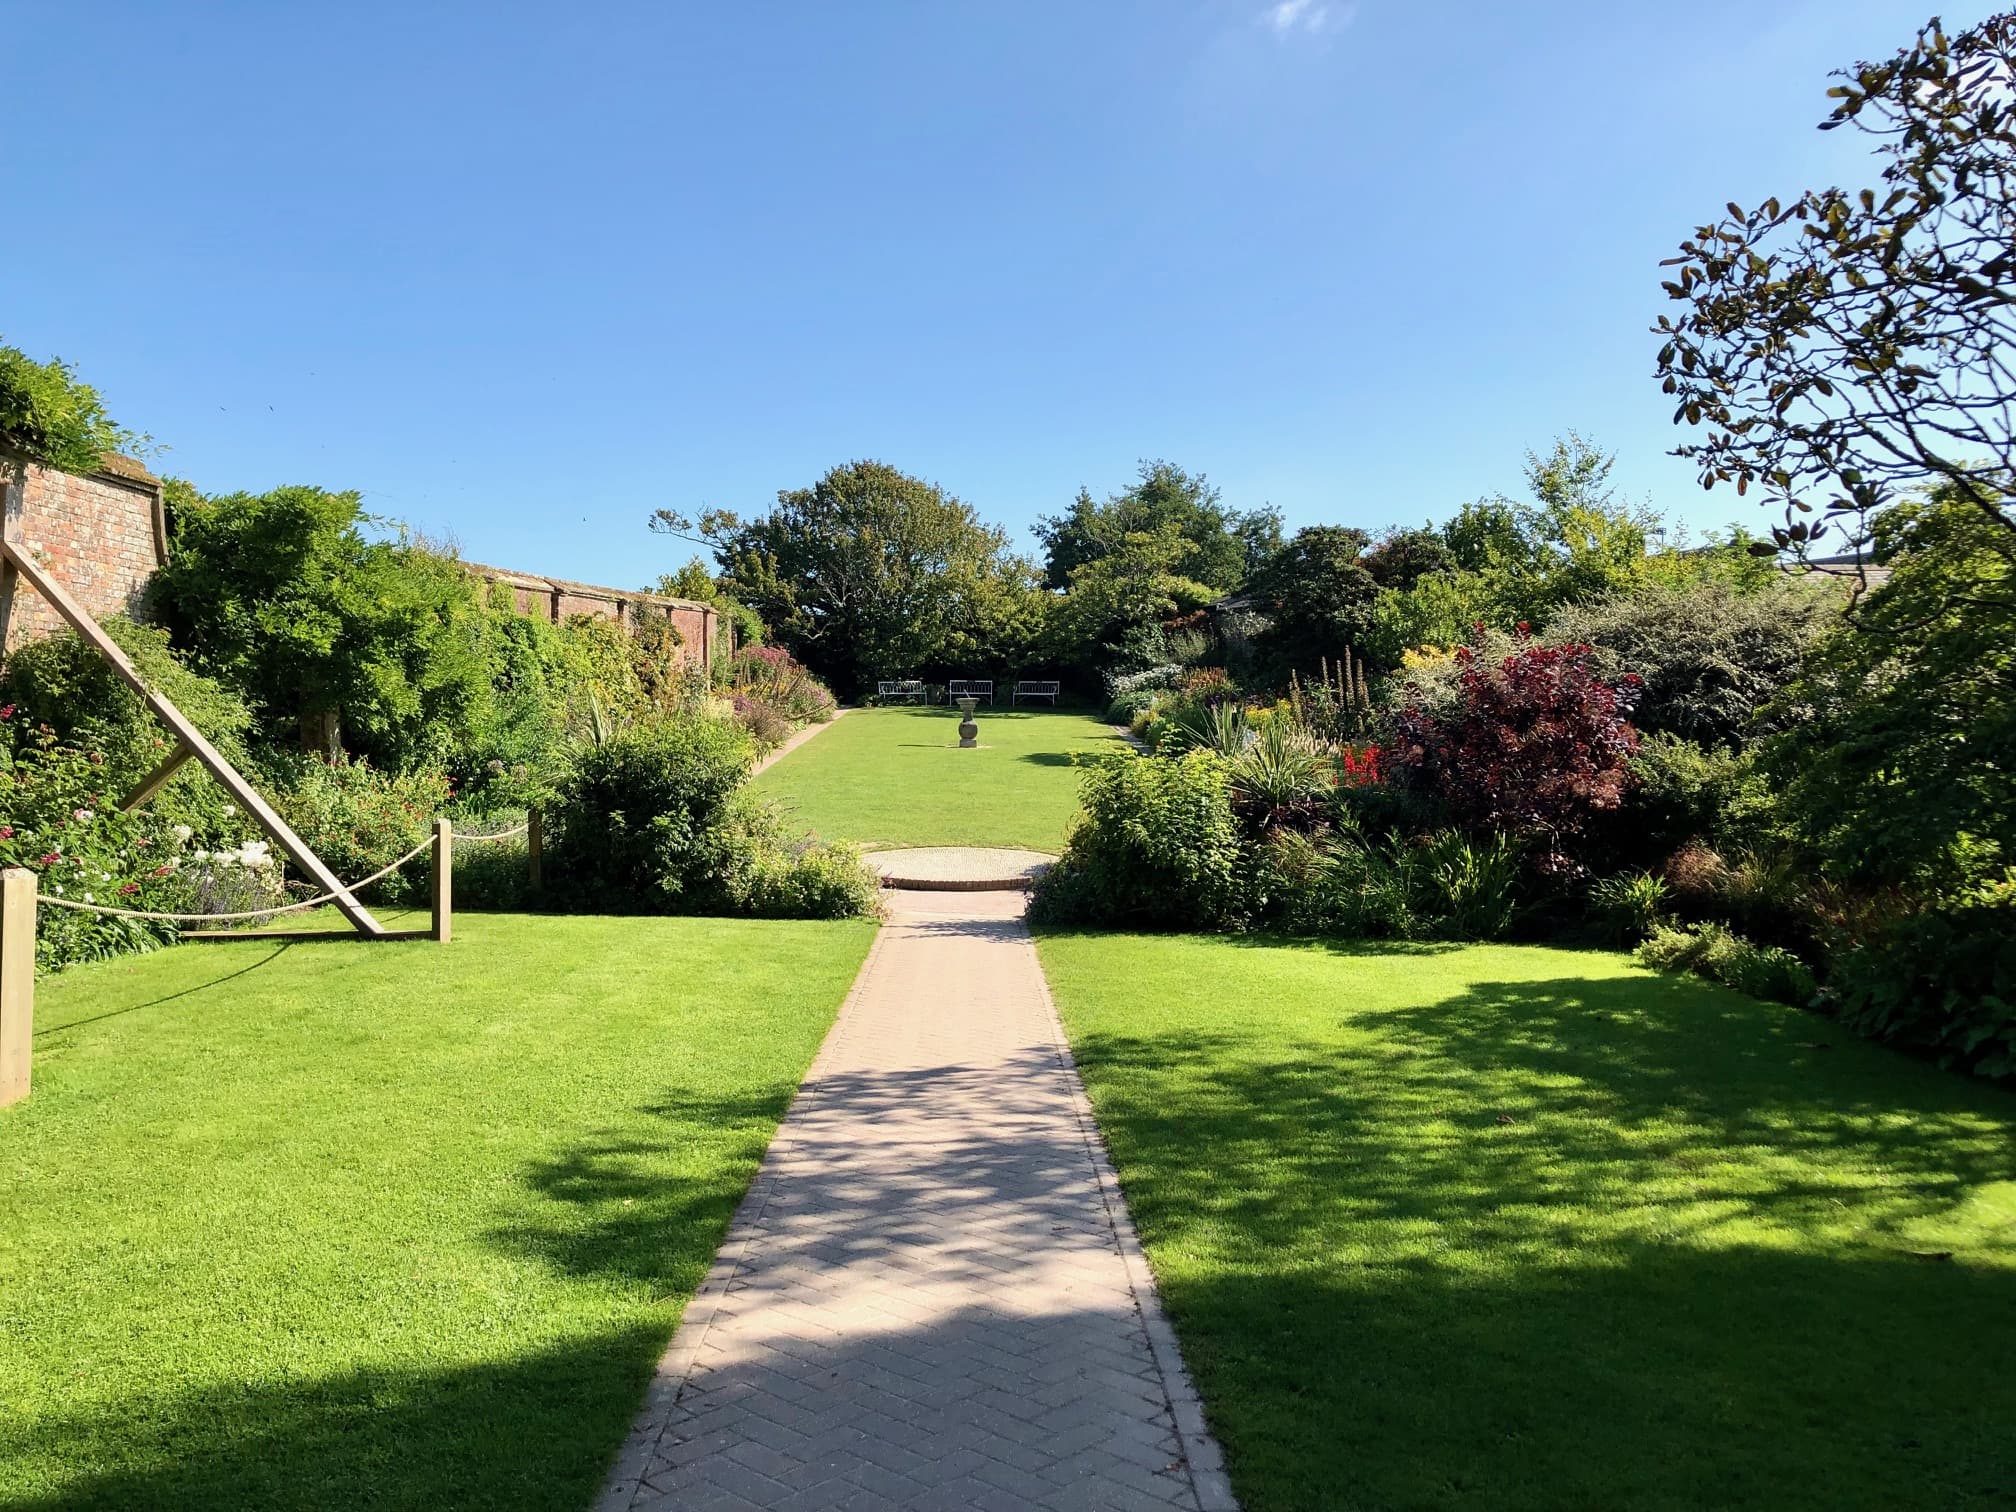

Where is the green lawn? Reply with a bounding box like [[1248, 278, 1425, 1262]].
[[0, 912, 876, 1512], [1036, 932, 2016, 1512], [751, 705, 1123, 852]]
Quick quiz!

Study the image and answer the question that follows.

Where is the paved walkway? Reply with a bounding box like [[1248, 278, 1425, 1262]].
[[599, 889, 1234, 1512]]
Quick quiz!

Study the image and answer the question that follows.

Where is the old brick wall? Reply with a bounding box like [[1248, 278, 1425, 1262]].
[[462, 561, 722, 671], [0, 454, 167, 651]]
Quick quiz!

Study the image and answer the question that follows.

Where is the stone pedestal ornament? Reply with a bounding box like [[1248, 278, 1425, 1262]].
[[956, 696, 979, 748]]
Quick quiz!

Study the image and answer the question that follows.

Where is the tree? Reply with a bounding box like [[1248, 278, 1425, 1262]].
[[1656, 13, 2016, 576], [1244, 525, 1381, 679], [1036, 461, 1277, 594], [651, 461, 1013, 696], [0, 344, 143, 475], [1052, 525, 1216, 674], [155, 486, 494, 769], [1762, 489, 2016, 893]]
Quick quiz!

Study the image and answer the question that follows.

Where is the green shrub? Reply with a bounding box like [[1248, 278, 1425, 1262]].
[[1638, 921, 1818, 1007], [1408, 828, 1522, 940], [735, 832, 882, 920], [1030, 751, 1241, 929], [1105, 690, 1161, 726], [1827, 877, 2016, 1080], [1623, 732, 1783, 861], [1588, 870, 1669, 944], [549, 716, 755, 911], [0, 617, 254, 838], [1251, 827, 1420, 939], [256, 752, 454, 904]]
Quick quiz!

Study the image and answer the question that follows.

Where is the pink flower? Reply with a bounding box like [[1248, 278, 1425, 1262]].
[[0, 826, 12, 840]]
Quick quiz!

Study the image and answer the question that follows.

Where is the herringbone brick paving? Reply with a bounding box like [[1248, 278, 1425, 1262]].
[[599, 887, 1233, 1511]]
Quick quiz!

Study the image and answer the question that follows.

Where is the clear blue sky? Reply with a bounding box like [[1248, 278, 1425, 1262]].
[[4, 0, 1976, 588]]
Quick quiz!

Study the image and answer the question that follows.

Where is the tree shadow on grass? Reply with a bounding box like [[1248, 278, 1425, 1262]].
[[3, 1326, 670, 1512], [1069, 972, 2016, 1509]]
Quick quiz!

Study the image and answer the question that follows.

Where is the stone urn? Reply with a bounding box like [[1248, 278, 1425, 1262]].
[[956, 696, 979, 748]]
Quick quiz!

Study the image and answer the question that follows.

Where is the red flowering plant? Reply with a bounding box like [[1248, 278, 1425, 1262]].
[[1389, 627, 1642, 874]]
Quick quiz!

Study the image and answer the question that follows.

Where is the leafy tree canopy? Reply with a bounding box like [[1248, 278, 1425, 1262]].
[[0, 343, 143, 474], [156, 485, 496, 771], [1657, 12, 2016, 567], [1244, 525, 1382, 681], [1036, 460, 1281, 594], [1763, 487, 2016, 893], [653, 460, 1021, 696]]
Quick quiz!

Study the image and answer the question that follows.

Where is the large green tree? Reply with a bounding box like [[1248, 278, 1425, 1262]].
[[156, 486, 495, 769], [1244, 525, 1382, 680], [653, 460, 1020, 696], [1656, 13, 2016, 574], [1036, 460, 1280, 594]]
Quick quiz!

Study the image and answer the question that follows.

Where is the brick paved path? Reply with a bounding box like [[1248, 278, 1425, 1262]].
[[599, 888, 1234, 1512]]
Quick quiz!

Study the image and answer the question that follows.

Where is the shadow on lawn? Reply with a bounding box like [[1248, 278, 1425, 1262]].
[[4, 1327, 669, 1512], [1070, 971, 2016, 1509]]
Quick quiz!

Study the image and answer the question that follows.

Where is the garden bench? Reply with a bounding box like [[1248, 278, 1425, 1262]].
[[876, 679, 928, 703], [948, 679, 994, 704], [1011, 679, 1061, 705]]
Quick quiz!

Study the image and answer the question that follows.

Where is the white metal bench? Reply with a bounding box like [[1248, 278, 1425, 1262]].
[[1011, 679, 1061, 705], [876, 679, 927, 703], [947, 679, 994, 704]]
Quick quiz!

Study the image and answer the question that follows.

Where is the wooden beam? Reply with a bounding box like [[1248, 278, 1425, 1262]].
[[0, 555, 19, 656], [0, 540, 387, 936], [120, 737, 196, 811], [1, 868, 34, 1108]]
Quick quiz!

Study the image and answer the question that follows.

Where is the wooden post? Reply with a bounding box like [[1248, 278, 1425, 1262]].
[[431, 817, 452, 943], [527, 808, 543, 892], [1, 868, 35, 1109]]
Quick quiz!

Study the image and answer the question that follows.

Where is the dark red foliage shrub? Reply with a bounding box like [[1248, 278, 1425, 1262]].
[[1390, 632, 1641, 871]]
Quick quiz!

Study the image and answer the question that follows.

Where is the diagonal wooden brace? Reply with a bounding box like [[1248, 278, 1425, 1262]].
[[0, 540, 387, 936], [121, 736, 196, 811]]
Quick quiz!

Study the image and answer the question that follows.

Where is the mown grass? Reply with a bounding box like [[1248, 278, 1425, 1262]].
[[1035, 932, 2016, 1512], [751, 705, 1123, 852], [0, 912, 876, 1511]]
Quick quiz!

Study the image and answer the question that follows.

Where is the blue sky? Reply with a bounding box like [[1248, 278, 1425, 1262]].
[[3, 0, 1976, 587]]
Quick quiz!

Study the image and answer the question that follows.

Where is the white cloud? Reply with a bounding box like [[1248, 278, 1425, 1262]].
[[1263, 0, 1355, 37]]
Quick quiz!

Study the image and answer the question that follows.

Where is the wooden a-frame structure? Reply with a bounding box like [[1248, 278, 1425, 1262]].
[[0, 539, 388, 936]]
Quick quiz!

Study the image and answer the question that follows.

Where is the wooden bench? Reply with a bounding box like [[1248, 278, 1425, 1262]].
[[876, 679, 927, 703], [1011, 679, 1061, 705], [947, 679, 994, 704]]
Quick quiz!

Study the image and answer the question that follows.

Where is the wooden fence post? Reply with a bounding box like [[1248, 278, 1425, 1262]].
[[431, 818, 453, 944], [1, 867, 36, 1108], [527, 808, 543, 892]]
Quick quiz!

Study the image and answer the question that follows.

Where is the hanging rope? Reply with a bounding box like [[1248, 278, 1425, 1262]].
[[453, 821, 530, 843], [35, 833, 436, 924]]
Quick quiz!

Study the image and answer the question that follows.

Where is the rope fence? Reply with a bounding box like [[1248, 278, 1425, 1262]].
[[36, 834, 438, 924]]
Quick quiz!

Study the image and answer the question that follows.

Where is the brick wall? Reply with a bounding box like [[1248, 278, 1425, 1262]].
[[1, 453, 168, 652], [0, 462, 721, 676], [462, 561, 723, 672]]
